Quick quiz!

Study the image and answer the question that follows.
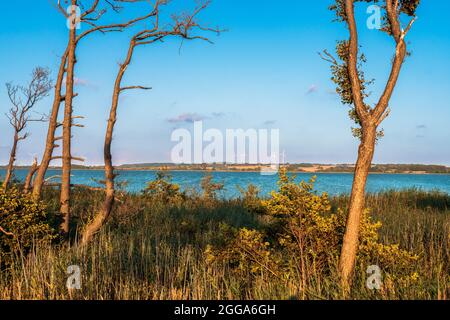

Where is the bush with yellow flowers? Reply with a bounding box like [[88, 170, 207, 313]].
[[205, 168, 418, 291], [0, 187, 57, 264]]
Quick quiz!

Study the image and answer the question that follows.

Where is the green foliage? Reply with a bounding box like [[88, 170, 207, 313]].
[[329, 0, 419, 23], [205, 227, 279, 279], [326, 0, 420, 139], [0, 187, 57, 264], [207, 168, 419, 294], [329, 0, 374, 22], [238, 184, 265, 215], [400, 0, 420, 16], [143, 171, 183, 205], [0, 184, 447, 299], [328, 40, 373, 139]]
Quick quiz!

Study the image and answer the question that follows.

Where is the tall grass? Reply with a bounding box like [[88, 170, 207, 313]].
[[0, 188, 448, 300]]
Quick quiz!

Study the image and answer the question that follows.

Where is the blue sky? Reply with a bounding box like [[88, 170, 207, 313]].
[[0, 0, 449, 165]]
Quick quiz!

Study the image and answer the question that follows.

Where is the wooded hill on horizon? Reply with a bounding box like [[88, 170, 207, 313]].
[[2, 163, 449, 174]]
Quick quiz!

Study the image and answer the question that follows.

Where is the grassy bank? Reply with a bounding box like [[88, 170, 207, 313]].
[[0, 177, 448, 300]]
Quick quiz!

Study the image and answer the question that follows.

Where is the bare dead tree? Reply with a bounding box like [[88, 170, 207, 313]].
[[2, 68, 52, 190], [323, 0, 420, 290], [31, 48, 68, 199], [59, 0, 79, 235], [81, 0, 221, 245], [31, 1, 164, 235]]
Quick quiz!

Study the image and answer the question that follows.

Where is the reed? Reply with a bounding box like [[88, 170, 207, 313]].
[[0, 187, 448, 300]]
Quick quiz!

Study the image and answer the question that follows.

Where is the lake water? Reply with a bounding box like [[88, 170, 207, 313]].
[[2, 169, 450, 198]]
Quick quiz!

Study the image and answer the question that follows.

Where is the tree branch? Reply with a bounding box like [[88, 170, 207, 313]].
[[0, 226, 14, 237], [120, 85, 152, 92], [344, 0, 370, 124], [371, 0, 414, 123]]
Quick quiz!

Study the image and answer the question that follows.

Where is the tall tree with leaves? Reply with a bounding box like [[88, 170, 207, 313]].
[[2, 68, 52, 190], [81, 0, 220, 245], [322, 0, 420, 289]]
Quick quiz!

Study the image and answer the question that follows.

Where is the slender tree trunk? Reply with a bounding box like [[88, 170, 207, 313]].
[[2, 132, 19, 190], [24, 158, 39, 193], [60, 3, 77, 235], [81, 41, 137, 245], [333, 0, 414, 293], [339, 124, 377, 289], [32, 49, 68, 200]]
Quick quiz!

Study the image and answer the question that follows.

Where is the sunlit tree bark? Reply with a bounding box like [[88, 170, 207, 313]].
[[82, 0, 220, 245], [33, 0, 159, 235], [323, 0, 420, 290]]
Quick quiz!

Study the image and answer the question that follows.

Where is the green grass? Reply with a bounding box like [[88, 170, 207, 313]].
[[0, 187, 448, 300]]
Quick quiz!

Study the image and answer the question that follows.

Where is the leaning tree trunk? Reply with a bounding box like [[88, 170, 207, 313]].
[[81, 40, 137, 245], [2, 132, 19, 190], [24, 158, 39, 193], [339, 124, 377, 288], [335, 0, 414, 292], [32, 49, 68, 200], [60, 5, 77, 235]]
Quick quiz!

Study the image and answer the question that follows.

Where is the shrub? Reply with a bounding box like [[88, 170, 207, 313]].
[[0, 187, 57, 264], [143, 171, 184, 205], [238, 184, 265, 215], [206, 168, 418, 293], [200, 174, 224, 200]]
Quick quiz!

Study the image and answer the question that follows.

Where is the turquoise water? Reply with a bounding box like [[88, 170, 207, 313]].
[[2, 169, 450, 198]]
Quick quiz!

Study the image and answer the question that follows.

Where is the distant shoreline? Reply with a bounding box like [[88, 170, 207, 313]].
[[2, 163, 450, 175], [3, 167, 450, 175]]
